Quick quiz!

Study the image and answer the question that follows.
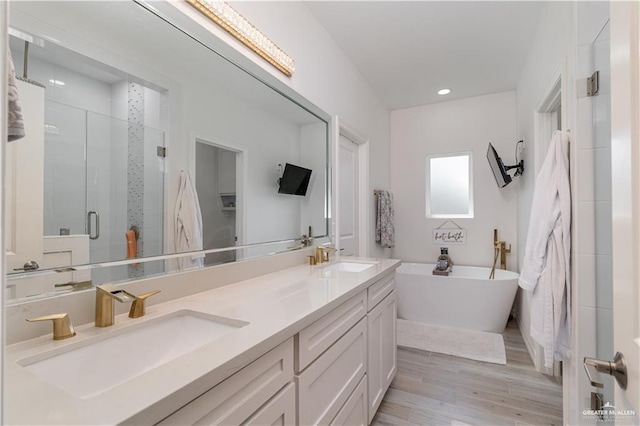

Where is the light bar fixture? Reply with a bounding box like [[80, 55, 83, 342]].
[[185, 0, 295, 77]]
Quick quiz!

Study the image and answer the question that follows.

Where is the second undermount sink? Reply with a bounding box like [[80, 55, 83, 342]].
[[19, 310, 248, 399], [322, 261, 377, 273]]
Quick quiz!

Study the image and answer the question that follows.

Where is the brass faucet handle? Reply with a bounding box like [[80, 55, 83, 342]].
[[308, 255, 317, 265], [129, 290, 161, 318], [26, 313, 76, 340], [504, 243, 512, 254]]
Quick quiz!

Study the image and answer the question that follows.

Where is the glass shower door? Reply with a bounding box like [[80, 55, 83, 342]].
[[85, 111, 165, 283]]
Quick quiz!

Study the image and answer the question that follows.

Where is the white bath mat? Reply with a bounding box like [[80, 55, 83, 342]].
[[397, 319, 507, 365]]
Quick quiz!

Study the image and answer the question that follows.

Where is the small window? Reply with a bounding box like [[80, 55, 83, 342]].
[[426, 152, 473, 218]]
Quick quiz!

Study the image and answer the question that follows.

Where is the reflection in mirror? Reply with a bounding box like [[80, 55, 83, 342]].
[[6, 1, 330, 303], [426, 152, 473, 218]]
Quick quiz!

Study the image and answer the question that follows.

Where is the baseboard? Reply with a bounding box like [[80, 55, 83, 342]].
[[513, 312, 557, 376]]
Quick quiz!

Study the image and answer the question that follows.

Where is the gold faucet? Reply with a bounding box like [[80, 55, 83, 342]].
[[26, 313, 76, 340], [490, 229, 511, 278], [315, 245, 337, 263], [95, 284, 137, 327]]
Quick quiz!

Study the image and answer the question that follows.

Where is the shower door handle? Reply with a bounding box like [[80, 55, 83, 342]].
[[87, 211, 100, 240]]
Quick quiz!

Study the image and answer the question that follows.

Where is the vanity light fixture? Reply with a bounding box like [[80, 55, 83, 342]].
[[437, 88, 451, 95], [185, 0, 295, 77], [48, 79, 65, 86]]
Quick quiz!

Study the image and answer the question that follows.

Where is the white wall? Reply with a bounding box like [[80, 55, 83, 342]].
[[514, 0, 575, 377], [390, 91, 517, 268]]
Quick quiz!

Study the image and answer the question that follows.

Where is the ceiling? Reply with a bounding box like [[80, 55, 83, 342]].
[[305, 1, 548, 110]]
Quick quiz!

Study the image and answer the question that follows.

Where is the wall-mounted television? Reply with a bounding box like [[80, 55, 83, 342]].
[[278, 163, 312, 196], [487, 143, 512, 188]]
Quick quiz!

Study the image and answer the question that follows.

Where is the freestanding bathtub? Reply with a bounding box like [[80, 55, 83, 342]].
[[396, 263, 519, 333]]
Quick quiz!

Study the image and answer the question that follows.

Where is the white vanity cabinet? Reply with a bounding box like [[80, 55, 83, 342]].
[[367, 275, 397, 424], [157, 338, 294, 425], [295, 291, 368, 425], [293, 271, 397, 426]]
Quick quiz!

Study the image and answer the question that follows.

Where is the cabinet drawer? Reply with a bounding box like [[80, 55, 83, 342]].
[[367, 273, 395, 311], [295, 290, 366, 372], [330, 375, 367, 426], [157, 338, 293, 425], [245, 382, 296, 426], [296, 317, 367, 426]]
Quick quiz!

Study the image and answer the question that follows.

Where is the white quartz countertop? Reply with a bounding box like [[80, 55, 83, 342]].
[[6, 257, 400, 425]]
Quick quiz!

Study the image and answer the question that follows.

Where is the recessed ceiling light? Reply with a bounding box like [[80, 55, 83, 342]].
[[437, 88, 451, 96], [48, 79, 65, 86]]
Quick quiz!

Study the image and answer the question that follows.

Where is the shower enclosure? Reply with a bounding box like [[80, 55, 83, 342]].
[[44, 99, 165, 284]]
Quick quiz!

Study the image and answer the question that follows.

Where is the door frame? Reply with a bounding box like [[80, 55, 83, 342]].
[[189, 131, 247, 251], [333, 117, 369, 257], [1, 4, 8, 421]]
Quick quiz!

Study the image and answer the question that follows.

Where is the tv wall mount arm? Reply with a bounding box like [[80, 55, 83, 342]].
[[505, 140, 524, 177]]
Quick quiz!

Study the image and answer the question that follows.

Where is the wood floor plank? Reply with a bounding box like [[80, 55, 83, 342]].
[[376, 318, 563, 425]]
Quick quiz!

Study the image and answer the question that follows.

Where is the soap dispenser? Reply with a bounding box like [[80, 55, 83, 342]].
[[437, 247, 453, 271]]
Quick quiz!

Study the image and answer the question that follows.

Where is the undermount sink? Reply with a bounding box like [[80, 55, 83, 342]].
[[322, 261, 377, 273], [19, 310, 248, 399]]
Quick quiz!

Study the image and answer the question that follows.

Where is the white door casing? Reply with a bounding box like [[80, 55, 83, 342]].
[[610, 1, 640, 421], [334, 117, 369, 258], [339, 135, 358, 256]]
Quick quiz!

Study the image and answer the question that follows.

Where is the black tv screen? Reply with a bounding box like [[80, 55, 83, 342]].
[[487, 143, 512, 188], [278, 163, 312, 196]]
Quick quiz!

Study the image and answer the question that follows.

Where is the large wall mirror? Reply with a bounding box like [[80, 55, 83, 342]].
[[6, 1, 330, 303]]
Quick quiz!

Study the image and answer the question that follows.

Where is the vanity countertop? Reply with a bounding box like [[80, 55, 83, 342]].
[[5, 257, 400, 425]]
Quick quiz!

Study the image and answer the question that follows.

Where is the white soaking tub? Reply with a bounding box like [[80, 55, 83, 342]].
[[396, 263, 519, 333]]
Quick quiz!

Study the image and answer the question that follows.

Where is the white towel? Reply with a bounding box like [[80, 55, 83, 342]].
[[174, 170, 205, 270], [7, 49, 25, 142], [375, 190, 395, 248], [519, 130, 571, 368]]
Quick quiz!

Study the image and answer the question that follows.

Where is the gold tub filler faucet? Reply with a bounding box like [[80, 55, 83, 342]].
[[490, 229, 511, 279]]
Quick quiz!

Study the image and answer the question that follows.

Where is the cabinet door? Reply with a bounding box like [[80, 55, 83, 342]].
[[330, 375, 367, 426], [245, 382, 296, 426], [296, 318, 367, 426], [367, 290, 397, 423]]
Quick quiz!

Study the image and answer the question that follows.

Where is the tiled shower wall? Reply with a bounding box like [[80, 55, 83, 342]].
[[576, 4, 613, 409], [127, 82, 145, 278]]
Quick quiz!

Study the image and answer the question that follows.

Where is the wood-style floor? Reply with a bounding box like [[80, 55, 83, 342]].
[[371, 320, 563, 426]]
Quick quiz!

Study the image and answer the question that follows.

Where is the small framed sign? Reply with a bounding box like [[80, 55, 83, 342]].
[[432, 228, 467, 245]]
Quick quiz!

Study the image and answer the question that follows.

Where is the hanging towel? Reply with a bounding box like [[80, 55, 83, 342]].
[[7, 49, 25, 142], [175, 170, 205, 270], [519, 130, 571, 368], [375, 190, 395, 248]]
